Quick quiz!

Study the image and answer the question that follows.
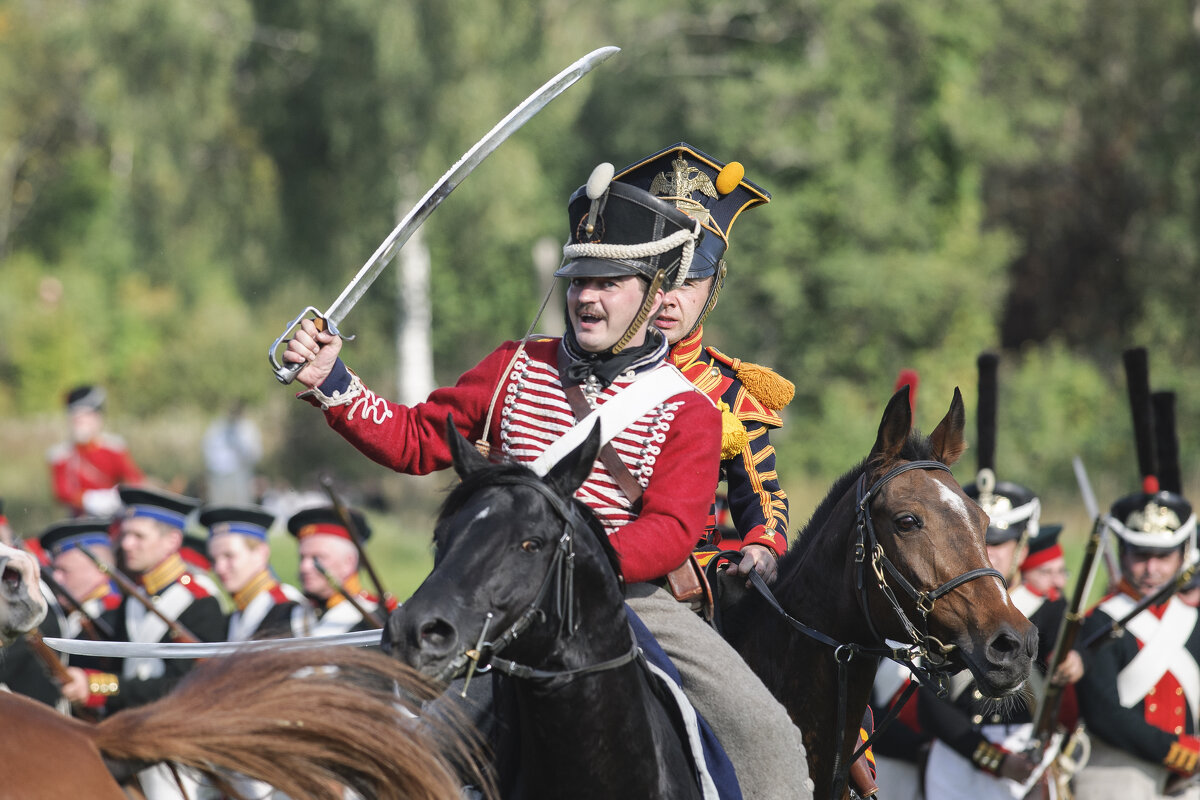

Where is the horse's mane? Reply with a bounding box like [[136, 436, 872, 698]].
[[790, 428, 939, 559], [92, 646, 488, 800], [436, 460, 624, 582]]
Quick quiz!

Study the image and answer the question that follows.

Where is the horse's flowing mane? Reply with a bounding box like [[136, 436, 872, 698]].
[[93, 646, 487, 800], [436, 460, 623, 581], [790, 428, 940, 560]]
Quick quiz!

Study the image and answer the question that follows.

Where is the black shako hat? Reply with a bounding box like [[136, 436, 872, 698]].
[[198, 505, 276, 543], [39, 518, 113, 556], [556, 172, 702, 285], [286, 506, 371, 543], [615, 142, 770, 281], [117, 486, 200, 530]]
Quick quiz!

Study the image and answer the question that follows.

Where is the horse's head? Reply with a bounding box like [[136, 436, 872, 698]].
[[0, 543, 46, 646], [385, 417, 623, 682], [859, 387, 1035, 698]]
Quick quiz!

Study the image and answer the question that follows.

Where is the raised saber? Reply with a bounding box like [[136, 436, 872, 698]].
[[269, 45, 620, 383]]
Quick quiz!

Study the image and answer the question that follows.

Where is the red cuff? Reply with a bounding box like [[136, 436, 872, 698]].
[[742, 525, 786, 558]]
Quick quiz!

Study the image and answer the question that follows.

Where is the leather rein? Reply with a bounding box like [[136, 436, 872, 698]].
[[435, 474, 639, 685]]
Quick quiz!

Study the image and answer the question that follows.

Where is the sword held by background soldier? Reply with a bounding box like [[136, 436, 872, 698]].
[[313, 556, 386, 630], [77, 543, 201, 644]]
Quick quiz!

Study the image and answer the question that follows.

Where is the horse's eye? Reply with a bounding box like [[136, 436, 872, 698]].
[[894, 514, 922, 532], [521, 539, 543, 553]]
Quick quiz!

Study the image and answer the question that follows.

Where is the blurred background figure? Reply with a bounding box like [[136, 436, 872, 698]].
[[202, 399, 263, 505], [1020, 524, 1069, 601], [48, 386, 144, 517], [201, 504, 304, 641], [288, 505, 380, 636]]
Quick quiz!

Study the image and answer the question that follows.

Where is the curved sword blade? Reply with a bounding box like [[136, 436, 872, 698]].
[[270, 45, 620, 383], [42, 629, 383, 659]]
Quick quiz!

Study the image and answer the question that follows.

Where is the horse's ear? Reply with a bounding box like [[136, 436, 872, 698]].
[[928, 387, 968, 466], [545, 422, 601, 498], [871, 386, 913, 466], [446, 414, 489, 479]]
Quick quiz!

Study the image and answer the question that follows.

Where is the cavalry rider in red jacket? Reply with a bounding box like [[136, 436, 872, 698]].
[[283, 157, 812, 799]]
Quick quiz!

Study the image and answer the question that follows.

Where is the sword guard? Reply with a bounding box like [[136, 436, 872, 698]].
[[268, 307, 354, 384]]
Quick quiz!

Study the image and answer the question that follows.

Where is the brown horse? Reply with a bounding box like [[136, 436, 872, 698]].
[[0, 541, 46, 644], [0, 645, 488, 800], [721, 387, 1037, 799]]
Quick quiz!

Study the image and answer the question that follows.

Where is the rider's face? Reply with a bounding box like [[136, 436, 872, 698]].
[[566, 276, 662, 352], [655, 276, 714, 345]]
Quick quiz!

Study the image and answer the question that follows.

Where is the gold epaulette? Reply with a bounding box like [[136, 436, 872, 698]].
[[719, 401, 750, 459], [706, 347, 795, 411]]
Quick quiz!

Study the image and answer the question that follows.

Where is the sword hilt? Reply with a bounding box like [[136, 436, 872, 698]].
[[268, 307, 352, 384]]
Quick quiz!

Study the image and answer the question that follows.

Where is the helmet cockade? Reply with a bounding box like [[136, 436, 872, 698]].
[[649, 155, 718, 224]]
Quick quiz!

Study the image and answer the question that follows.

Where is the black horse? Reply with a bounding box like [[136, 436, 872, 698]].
[[386, 420, 709, 800]]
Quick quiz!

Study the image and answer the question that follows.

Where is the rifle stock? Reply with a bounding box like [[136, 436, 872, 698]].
[[1032, 515, 1104, 748], [77, 544, 201, 644], [320, 475, 392, 609]]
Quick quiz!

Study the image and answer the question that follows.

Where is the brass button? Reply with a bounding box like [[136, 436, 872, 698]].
[[972, 715, 983, 724], [1149, 704, 1158, 712], [1177, 687, 1185, 696], [1176, 726, 1185, 734]]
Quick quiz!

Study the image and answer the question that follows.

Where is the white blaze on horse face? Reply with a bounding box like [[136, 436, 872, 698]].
[[934, 481, 1011, 605]]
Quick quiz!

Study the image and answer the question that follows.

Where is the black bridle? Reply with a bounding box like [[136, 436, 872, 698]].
[[715, 458, 1005, 800], [853, 459, 1006, 664], [434, 473, 639, 685]]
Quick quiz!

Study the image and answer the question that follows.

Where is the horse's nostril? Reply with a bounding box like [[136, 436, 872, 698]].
[[418, 618, 456, 652], [986, 629, 1021, 660]]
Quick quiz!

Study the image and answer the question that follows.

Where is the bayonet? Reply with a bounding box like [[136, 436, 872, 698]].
[[1073, 455, 1121, 585], [269, 46, 620, 383]]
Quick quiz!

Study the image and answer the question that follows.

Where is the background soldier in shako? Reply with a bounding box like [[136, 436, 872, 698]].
[[287, 505, 379, 636], [61, 487, 225, 713], [1075, 349, 1200, 800], [616, 142, 792, 583], [47, 385, 145, 517], [920, 352, 1083, 799], [41, 519, 123, 641], [1020, 524, 1069, 602], [200, 504, 305, 641]]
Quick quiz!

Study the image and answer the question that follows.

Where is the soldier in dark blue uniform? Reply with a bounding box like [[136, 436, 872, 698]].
[[617, 142, 791, 584], [61, 487, 226, 712], [200, 504, 305, 641], [1076, 351, 1200, 800]]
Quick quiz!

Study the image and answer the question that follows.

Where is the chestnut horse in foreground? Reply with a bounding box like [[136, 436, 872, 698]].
[[0, 646, 486, 800], [721, 387, 1037, 798]]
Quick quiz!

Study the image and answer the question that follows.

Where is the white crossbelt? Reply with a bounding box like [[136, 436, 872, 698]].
[[1100, 593, 1200, 727]]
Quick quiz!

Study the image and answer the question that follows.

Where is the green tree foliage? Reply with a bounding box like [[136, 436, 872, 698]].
[[2, 0, 1199, 524]]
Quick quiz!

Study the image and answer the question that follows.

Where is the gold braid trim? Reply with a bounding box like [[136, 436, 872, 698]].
[[89, 672, 120, 697], [611, 269, 666, 354]]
